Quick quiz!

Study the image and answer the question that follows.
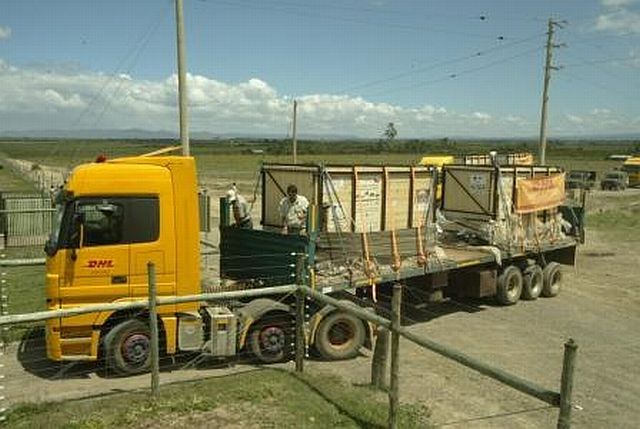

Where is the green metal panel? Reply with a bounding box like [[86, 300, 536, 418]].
[[220, 227, 308, 286]]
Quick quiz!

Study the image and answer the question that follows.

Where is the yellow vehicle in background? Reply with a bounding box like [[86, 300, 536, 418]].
[[622, 157, 640, 187], [419, 152, 534, 168], [418, 155, 455, 168], [418, 156, 454, 199]]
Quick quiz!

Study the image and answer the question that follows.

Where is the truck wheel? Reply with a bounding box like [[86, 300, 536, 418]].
[[314, 311, 365, 360], [522, 265, 543, 300], [249, 316, 292, 364], [542, 262, 563, 297], [496, 265, 523, 305], [104, 319, 151, 375]]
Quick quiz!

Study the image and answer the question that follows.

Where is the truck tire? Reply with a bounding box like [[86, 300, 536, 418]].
[[496, 265, 523, 305], [522, 265, 543, 300], [542, 262, 562, 297], [249, 316, 293, 364], [104, 319, 151, 375], [314, 311, 365, 360]]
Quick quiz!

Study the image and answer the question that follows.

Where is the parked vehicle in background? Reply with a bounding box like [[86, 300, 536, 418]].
[[600, 170, 629, 191], [566, 170, 597, 190], [621, 157, 640, 188], [606, 154, 631, 161]]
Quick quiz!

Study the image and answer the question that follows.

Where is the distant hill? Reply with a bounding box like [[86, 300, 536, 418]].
[[0, 128, 638, 141]]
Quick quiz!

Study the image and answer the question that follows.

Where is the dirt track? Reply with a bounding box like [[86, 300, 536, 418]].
[[4, 189, 639, 428]]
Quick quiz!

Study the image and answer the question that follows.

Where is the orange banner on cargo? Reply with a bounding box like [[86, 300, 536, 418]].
[[515, 173, 565, 213]]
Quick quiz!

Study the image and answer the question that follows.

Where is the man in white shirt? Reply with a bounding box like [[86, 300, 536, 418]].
[[227, 189, 253, 229], [279, 184, 309, 234]]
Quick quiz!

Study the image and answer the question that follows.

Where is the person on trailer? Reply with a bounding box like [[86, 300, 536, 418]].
[[279, 184, 309, 235], [226, 188, 253, 229]]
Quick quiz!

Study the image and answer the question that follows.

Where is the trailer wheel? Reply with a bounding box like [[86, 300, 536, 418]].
[[314, 312, 365, 360], [542, 262, 563, 297], [104, 319, 151, 375], [249, 316, 292, 364], [522, 265, 544, 300], [496, 265, 523, 305]]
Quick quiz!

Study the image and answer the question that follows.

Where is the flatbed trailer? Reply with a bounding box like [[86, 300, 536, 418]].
[[221, 223, 576, 304], [220, 161, 580, 360]]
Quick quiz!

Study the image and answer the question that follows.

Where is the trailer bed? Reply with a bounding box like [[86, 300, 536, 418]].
[[314, 238, 577, 294]]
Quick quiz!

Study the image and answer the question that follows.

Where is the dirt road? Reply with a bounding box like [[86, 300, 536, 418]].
[[3, 190, 639, 428]]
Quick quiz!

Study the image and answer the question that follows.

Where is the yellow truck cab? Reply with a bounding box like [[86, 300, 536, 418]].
[[45, 155, 201, 371], [622, 156, 640, 187]]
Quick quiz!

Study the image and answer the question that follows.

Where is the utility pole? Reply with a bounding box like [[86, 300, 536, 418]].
[[175, 0, 190, 156], [538, 18, 565, 165], [292, 100, 298, 164]]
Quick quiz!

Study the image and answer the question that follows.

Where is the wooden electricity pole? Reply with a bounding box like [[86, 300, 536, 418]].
[[175, 0, 190, 156], [539, 18, 565, 165], [292, 100, 298, 164]]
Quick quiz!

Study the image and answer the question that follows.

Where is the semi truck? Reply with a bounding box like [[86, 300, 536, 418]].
[[43, 153, 581, 375]]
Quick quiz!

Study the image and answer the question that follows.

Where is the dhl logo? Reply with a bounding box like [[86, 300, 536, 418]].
[[85, 260, 114, 269]]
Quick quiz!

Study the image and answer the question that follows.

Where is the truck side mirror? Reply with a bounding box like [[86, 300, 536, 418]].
[[44, 239, 57, 257], [70, 212, 85, 260]]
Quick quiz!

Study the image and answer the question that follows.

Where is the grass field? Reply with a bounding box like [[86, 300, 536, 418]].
[[0, 163, 36, 193], [5, 369, 431, 428]]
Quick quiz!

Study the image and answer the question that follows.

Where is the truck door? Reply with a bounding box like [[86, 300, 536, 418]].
[[125, 197, 176, 307], [60, 199, 130, 306]]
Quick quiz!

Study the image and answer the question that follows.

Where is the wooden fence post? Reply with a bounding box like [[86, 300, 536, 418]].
[[388, 283, 402, 429], [371, 326, 389, 389], [557, 338, 578, 429], [148, 262, 160, 398]]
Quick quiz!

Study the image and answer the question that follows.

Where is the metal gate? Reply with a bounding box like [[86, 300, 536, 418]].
[[0, 192, 54, 248]]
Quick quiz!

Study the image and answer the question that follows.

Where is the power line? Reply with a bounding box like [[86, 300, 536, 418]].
[[335, 32, 546, 95], [204, 0, 505, 39], [359, 45, 545, 99], [72, 3, 172, 130]]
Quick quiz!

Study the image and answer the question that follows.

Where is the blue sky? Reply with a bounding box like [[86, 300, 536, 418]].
[[0, 0, 639, 138]]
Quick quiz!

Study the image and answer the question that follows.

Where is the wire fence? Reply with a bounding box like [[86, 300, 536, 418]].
[[0, 259, 578, 428], [0, 194, 55, 248]]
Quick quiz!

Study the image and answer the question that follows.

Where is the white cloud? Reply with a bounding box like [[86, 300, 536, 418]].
[[601, 0, 638, 7], [566, 114, 584, 124], [0, 58, 634, 138], [629, 49, 640, 67], [471, 112, 492, 123], [1, 60, 456, 136], [596, 10, 640, 33], [505, 115, 524, 123], [0, 26, 11, 40]]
